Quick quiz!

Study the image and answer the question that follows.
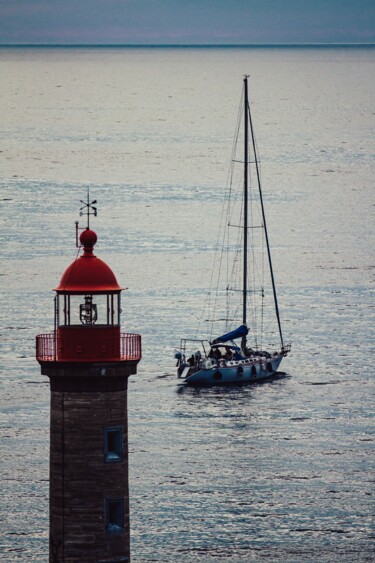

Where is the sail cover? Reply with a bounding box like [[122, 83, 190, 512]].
[[212, 324, 248, 344]]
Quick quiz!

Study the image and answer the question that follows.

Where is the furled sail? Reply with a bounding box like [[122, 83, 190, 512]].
[[212, 324, 248, 344]]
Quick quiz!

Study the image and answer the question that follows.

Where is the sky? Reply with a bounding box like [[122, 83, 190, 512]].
[[0, 0, 374, 45]]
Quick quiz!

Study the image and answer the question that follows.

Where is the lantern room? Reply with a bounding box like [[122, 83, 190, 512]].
[[36, 225, 141, 365], [55, 228, 122, 326], [51, 228, 122, 361]]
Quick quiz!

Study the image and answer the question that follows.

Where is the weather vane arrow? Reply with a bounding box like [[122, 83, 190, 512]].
[[79, 187, 97, 229]]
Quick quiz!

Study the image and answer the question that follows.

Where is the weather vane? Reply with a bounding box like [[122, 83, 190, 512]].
[[76, 188, 98, 247], [79, 187, 97, 229]]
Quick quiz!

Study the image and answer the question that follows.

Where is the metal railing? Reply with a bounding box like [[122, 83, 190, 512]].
[[36, 332, 142, 362]]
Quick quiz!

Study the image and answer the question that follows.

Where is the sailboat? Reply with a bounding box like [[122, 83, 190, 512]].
[[176, 76, 291, 385]]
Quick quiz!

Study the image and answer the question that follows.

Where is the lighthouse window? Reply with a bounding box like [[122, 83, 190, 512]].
[[106, 294, 120, 326], [104, 427, 123, 462], [57, 293, 120, 326], [105, 498, 124, 534]]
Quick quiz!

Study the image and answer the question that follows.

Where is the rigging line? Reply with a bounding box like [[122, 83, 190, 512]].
[[211, 94, 244, 338], [227, 287, 264, 294], [248, 197, 265, 347], [195, 92, 243, 340], [206, 182, 232, 340], [247, 86, 284, 349], [232, 159, 261, 164], [227, 202, 243, 332], [195, 182, 227, 338], [261, 209, 265, 349], [226, 133, 245, 320], [245, 93, 268, 351], [229, 223, 263, 229]]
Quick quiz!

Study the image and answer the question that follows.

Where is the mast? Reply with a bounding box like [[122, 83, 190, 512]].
[[241, 76, 249, 350], [246, 80, 285, 349]]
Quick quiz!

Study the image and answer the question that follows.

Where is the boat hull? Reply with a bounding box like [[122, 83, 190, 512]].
[[182, 354, 284, 386]]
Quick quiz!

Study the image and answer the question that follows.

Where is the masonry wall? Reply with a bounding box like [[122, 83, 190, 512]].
[[49, 377, 130, 563]]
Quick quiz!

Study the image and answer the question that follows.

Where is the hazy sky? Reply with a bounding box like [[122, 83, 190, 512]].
[[0, 0, 374, 45]]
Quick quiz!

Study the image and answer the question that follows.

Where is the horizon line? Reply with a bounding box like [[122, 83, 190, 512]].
[[0, 42, 374, 48]]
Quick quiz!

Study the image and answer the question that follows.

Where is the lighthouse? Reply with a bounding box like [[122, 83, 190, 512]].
[[36, 197, 141, 563]]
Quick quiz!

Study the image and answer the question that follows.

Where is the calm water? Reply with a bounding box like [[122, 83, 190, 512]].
[[0, 46, 374, 561]]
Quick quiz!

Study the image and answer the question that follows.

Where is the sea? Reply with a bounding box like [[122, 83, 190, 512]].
[[0, 46, 374, 562]]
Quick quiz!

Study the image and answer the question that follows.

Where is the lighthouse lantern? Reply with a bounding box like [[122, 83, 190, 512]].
[[56, 291, 120, 326]]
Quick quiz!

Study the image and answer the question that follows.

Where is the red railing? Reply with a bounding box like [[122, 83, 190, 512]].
[[36, 332, 142, 363]]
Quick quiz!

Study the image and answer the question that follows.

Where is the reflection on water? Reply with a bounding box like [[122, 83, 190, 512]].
[[1, 46, 374, 562]]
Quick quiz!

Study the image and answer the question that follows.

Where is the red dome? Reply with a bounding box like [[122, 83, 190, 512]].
[[55, 229, 122, 294]]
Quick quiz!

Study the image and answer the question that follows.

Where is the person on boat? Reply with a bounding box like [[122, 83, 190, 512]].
[[175, 351, 183, 367], [261, 351, 271, 358], [224, 347, 232, 360], [244, 347, 254, 358]]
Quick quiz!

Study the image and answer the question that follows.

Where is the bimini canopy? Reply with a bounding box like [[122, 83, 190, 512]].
[[211, 344, 241, 351], [212, 324, 248, 344]]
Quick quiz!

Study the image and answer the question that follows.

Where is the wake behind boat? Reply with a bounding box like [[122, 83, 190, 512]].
[[176, 76, 291, 385]]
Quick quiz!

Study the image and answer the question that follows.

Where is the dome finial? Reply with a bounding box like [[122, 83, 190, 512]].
[[80, 228, 97, 254]]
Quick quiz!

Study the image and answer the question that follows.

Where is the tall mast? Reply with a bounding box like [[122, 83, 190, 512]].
[[247, 81, 285, 349], [241, 75, 249, 350]]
